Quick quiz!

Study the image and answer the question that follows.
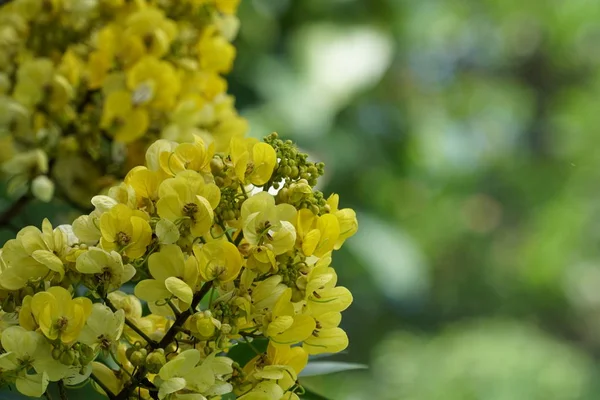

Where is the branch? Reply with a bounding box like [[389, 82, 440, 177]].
[[158, 281, 213, 348], [58, 381, 68, 400], [113, 281, 214, 400], [105, 298, 159, 349]]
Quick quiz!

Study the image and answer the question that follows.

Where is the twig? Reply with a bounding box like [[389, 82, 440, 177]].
[[58, 381, 68, 400], [105, 298, 159, 348], [113, 281, 214, 400], [158, 281, 213, 348]]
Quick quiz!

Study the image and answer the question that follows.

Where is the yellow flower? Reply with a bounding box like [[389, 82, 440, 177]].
[[134, 244, 199, 314], [230, 137, 277, 186], [241, 192, 297, 264], [76, 247, 136, 293], [12, 58, 54, 108], [107, 290, 143, 320], [300, 259, 352, 355], [125, 166, 165, 202], [237, 381, 284, 400], [0, 219, 67, 290], [101, 90, 149, 143], [193, 239, 243, 283], [326, 194, 358, 249], [216, 0, 241, 14], [0, 327, 73, 397], [79, 303, 125, 351], [197, 25, 236, 74], [99, 203, 152, 259], [156, 174, 217, 238], [156, 349, 233, 399], [30, 286, 93, 343], [58, 48, 83, 87], [296, 209, 340, 258], [264, 288, 315, 347], [242, 343, 308, 395], [126, 56, 180, 111], [304, 258, 352, 316], [250, 275, 288, 311], [125, 7, 178, 59], [18, 295, 37, 331]]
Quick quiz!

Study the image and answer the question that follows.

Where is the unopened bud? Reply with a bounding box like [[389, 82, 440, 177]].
[[146, 349, 167, 374], [31, 175, 54, 202], [129, 350, 146, 367], [60, 350, 76, 365]]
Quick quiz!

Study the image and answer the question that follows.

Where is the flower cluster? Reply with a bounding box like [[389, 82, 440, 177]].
[[0, 133, 357, 399], [0, 0, 245, 205]]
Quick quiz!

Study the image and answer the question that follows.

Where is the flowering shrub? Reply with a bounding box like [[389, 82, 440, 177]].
[[0, 1, 359, 399], [0, 132, 357, 399], [0, 0, 246, 206]]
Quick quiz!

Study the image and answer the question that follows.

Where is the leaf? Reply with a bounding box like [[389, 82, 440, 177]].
[[299, 361, 368, 377], [226, 338, 268, 366], [308, 351, 348, 361], [300, 387, 333, 400]]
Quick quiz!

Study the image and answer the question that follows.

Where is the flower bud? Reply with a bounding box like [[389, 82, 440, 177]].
[[60, 349, 76, 365], [129, 349, 147, 367], [31, 175, 54, 202], [145, 349, 167, 374]]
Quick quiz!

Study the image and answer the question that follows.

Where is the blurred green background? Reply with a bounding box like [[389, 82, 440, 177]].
[[5, 0, 600, 398]]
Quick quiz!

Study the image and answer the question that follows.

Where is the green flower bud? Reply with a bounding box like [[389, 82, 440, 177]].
[[146, 349, 167, 374], [31, 175, 54, 202], [60, 349, 76, 366], [129, 350, 146, 367]]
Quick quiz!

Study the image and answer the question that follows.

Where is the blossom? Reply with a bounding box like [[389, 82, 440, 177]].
[[241, 191, 297, 265], [134, 244, 199, 314], [230, 137, 277, 186], [193, 239, 243, 283], [156, 349, 233, 399], [76, 247, 136, 293], [156, 174, 216, 238], [29, 286, 93, 343], [0, 327, 72, 396], [99, 203, 152, 259], [79, 303, 125, 351]]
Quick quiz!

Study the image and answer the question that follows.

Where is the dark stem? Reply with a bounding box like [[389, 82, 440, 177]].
[[58, 381, 68, 400], [105, 297, 159, 349], [113, 281, 214, 400], [158, 281, 213, 348]]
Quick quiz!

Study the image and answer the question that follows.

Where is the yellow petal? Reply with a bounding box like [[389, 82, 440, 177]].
[[302, 327, 348, 355], [250, 142, 276, 186], [164, 277, 193, 304], [134, 280, 171, 302]]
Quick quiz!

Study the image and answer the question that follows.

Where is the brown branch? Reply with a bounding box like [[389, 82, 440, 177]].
[[113, 281, 214, 400], [158, 281, 213, 348]]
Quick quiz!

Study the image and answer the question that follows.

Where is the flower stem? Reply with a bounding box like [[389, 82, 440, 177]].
[[113, 281, 214, 400], [105, 298, 159, 349]]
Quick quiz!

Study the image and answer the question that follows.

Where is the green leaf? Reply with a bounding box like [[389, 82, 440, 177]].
[[300, 387, 333, 400], [308, 351, 347, 361], [299, 361, 368, 377], [226, 338, 268, 366]]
